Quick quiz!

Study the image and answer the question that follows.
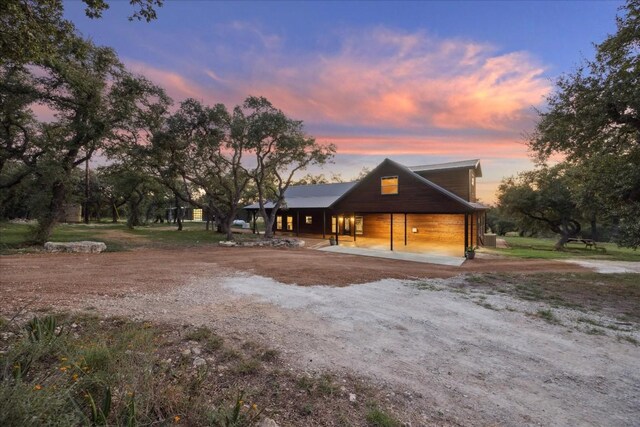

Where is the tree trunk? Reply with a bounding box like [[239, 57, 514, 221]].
[[174, 193, 182, 231], [33, 180, 66, 244], [111, 203, 118, 223], [590, 214, 598, 242]]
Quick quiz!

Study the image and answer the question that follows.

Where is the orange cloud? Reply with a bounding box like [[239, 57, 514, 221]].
[[316, 135, 529, 158]]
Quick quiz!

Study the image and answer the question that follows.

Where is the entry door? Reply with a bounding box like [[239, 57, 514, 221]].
[[343, 215, 351, 234]]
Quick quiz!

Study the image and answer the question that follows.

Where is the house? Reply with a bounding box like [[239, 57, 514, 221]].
[[245, 158, 489, 257]]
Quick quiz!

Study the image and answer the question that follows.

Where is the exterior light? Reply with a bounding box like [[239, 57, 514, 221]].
[[412, 227, 418, 233]]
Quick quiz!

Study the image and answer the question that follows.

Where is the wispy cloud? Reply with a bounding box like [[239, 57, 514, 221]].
[[123, 26, 550, 203]]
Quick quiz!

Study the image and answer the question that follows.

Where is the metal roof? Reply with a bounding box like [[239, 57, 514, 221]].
[[245, 159, 487, 211], [244, 181, 357, 209], [408, 159, 482, 177]]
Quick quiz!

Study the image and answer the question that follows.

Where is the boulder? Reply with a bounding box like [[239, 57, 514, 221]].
[[44, 241, 107, 253]]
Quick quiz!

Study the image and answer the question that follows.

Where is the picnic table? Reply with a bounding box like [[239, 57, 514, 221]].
[[566, 238, 601, 250]]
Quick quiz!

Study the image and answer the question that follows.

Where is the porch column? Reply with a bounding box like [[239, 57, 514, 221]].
[[352, 214, 356, 242], [404, 213, 407, 246], [469, 214, 476, 246], [335, 215, 339, 244], [390, 213, 394, 251], [322, 210, 326, 239], [296, 211, 300, 237], [464, 213, 469, 252]]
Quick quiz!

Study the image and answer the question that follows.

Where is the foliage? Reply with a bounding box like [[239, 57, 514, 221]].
[[246, 96, 335, 238], [527, 0, 640, 248], [144, 98, 252, 239], [497, 165, 583, 249]]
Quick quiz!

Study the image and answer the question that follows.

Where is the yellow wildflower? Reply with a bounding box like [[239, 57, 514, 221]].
[[251, 403, 258, 411], [173, 415, 181, 423], [33, 384, 42, 391], [59, 366, 68, 372], [72, 374, 79, 382]]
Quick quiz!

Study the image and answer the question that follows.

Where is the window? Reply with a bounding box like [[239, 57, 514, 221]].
[[381, 176, 398, 195], [276, 216, 282, 230], [305, 216, 312, 224], [192, 209, 203, 221], [286, 216, 293, 231], [331, 216, 337, 233], [355, 216, 364, 235]]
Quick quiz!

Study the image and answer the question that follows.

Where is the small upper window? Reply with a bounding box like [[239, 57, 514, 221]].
[[381, 176, 398, 195], [305, 216, 313, 224]]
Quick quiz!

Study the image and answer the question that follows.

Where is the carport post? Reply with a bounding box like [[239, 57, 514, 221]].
[[335, 216, 339, 244], [296, 211, 300, 237], [390, 213, 394, 251], [322, 210, 326, 239]]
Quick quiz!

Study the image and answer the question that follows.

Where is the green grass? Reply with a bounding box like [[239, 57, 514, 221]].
[[366, 405, 401, 427], [0, 221, 253, 254], [483, 236, 640, 262]]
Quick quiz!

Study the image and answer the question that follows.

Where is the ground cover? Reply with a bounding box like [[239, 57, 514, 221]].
[[483, 236, 640, 262], [0, 313, 405, 426]]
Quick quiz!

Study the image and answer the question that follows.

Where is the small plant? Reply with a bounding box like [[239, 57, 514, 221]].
[[234, 359, 261, 375], [259, 349, 279, 362], [186, 327, 213, 342], [536, 309, 559, 324], [86, 386, 112, 426], [205, 335, 224, 352], [465, 246, 476, 260], [299, 403, 314, 416], [26, 315, 61, 342], [366, 405, 400, 427], [617, 335, 639, 346], [211, 391, 262, 427]]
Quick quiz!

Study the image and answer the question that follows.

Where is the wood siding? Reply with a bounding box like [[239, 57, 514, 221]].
[[414, 168, 471, 201], [332, 160, 472, 213], [406, 214, 465, 246]]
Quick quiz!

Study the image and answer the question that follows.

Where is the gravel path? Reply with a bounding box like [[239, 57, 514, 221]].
[[85, 272, 640, 427]]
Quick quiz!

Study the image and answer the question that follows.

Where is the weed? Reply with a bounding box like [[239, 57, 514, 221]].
[[185, 327, 213, 342], [617, 335, 639, 346], [234, 359, 261, 375], [259, 349, 279, 362], [536, 309, 560, 324], [585, 328, 606, 336], [300, 403, 314, 416], [317, 374, 337, 396], [577, 317, 602, 327], [218, 348, 241, 362], [205, 335, 225, 352], [366, 405, 400, 427], [296, 375, 314, 393]]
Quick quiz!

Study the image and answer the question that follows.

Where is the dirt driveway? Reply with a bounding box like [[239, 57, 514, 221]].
[[1, 247, 638, 426]]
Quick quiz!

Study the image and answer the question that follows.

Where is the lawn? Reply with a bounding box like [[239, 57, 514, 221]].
[[0, 221, 248, 254], [482, 236, 640, 262]]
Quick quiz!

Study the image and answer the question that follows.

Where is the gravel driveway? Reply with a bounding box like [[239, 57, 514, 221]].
[[84, 271, 640, 427]]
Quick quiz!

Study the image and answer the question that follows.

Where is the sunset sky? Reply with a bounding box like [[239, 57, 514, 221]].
[[63, 1, 622, 203]]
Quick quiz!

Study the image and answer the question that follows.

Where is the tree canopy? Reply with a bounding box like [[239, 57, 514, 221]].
[[526, 0, 640, 248]]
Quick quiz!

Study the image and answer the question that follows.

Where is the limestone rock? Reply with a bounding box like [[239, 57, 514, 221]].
[[257, 417, 279, 427], [44, 241, 107, 253]]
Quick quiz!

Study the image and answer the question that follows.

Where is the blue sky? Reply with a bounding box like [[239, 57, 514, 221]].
[[64, 0, 623, 202]]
